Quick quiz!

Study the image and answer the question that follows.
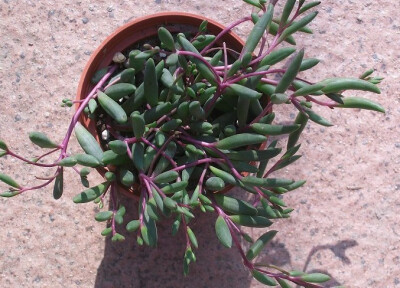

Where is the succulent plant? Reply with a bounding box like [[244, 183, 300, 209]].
[[0, 0, 384, 287]]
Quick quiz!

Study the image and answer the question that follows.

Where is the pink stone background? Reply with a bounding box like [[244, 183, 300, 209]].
[[0, 1, 399, 287]]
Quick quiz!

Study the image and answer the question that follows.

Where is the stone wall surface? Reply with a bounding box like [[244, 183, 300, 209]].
[[0, 1, 399, 287]]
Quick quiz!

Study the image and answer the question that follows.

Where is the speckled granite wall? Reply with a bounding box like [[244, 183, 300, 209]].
[[0, 1, 399, 287]]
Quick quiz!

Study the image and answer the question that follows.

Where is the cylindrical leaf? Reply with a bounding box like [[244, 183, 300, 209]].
[[104, 83, 136, 100], [321, 77, 381, 94], [108, 140, 128, 155], [75, 122, 104, 162], [154, 171, 179, 184], [242, 4, 274, 55], [97, 91, 128, 124], [214, 194, 258, 216], [53, 169, 64, 200], [251, 123, 300, 135], [73, 182, 109, 203], [205, 177, 225, 191], [275, 49, 304, 94], [215, 216, 232, 248], [75, 154, 101, 168], [158, 27, 175, 51], [187, 227, 198, 249], [29, 132, 58, 149], [126, 220, 140, 232], [0, 173, 21, 189], [335, 97, 385, 113], [301, 273, 331, 283], [229, 215, 273, 228], [95, 211, 113, 222], [215, 133, 266, 150], [251, 270, 277, 286], [246, 230, 277, 260]]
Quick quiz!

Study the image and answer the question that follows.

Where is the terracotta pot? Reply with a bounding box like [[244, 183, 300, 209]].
[[75, 12, 246, 198], [76, 12, 244, 137]]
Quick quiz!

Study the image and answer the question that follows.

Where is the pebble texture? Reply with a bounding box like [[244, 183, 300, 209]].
[[0, 1, 399, 287]]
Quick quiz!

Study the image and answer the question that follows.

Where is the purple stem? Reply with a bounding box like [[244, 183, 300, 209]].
[[172, 157, 221, 173], [60, 64, 118, 153], [7, 150, 60, 168], [200, 16, 251, 55]]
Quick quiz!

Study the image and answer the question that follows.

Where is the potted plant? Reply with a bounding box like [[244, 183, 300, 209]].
[[0, 0, 384, 287]]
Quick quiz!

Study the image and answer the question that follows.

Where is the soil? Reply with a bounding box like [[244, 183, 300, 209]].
[[0, 1, 399, 287]]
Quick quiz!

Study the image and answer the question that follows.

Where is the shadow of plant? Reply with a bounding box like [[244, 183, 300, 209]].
[[94, 196, 252, 288], [298, 240, 359, 288]]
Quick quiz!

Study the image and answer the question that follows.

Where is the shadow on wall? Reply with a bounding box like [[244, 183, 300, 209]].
[[94, 195, 358, 288]]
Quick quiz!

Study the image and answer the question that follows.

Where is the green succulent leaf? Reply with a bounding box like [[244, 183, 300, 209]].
[[75, 154, 101, 167], [215, 133, 266, 150], [301, 273, 331, 283], [0, 173, 21, 189], [58, 156, 77, 167], [335, 97, 385, 113], [143, 102, 173, 124], [131, 142, 145, 171], [251, 270, 277, 286], [97, 91, 128, 124], [178, 35, 217, 85], [154, 171, 179, 184], [0, 190, 20, 197], [243, 0, 263, 9], [280, 0, 296, 27], [229, 215, 273, 228], [287, 112, 308, 149], [75, 123, 104, 162], [242, 4, 274, 55], [101, 227, 112, 236], [228, 83, 262, 100], [29, 132, 58, 149], [293, 83, 325, 96], [278, 11, 318, 44], [251, 123, 300, 135], [144, 58, 159, 107], [187, 227, 198, 249], [321, 77, 381, 94], [73, 182, 109, 203], [126, 220, 141, 232], [275, 49, 304, 94], [303, 108, 333, 127], [108, 140, 128, 155], [141, 209, 158, 247], [277, 278, 291, 288], [214, 194, 258, 216], [241, 176, 294, 188], [158, 27, 175, 51], [299, 1, 322, 14], [120, 68, 136, 84], [246, 230, 278, 260], [205, 177, 225, 191], [95, 211, 113, 222], [53, 169, 63, 200], [111, 233, 126, 242], [160, 181, 188, 195], [104, 83, 136, 101], [269, 21, 296, 45], [102, 150, 129, 166], [215, 216, 232, 248], [260, 47, 296, 67], [299, 58, 320, 71], [0, 140, 8, 151]]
